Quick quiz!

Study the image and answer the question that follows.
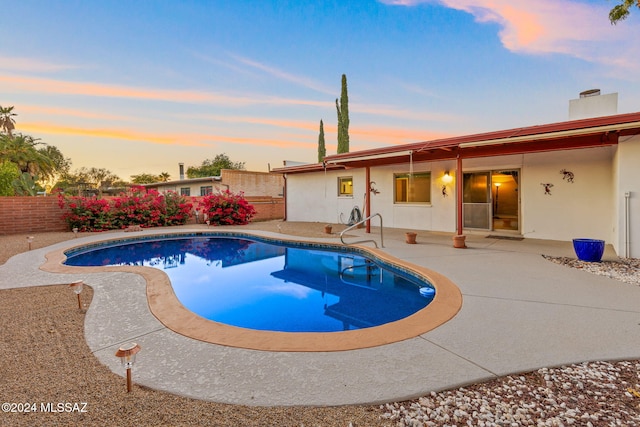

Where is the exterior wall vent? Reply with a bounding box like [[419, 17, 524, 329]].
[[580, 89, 601, 98]]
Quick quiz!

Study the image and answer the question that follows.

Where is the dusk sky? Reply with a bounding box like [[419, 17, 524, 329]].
[[2, 1, 639, 181]]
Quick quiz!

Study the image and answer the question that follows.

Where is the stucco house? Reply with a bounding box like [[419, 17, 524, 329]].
[[274, 109, 640, 258]]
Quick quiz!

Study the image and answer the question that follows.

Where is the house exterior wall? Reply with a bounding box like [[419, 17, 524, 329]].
[[286, 169, 367, 224], [368, 161, 457, 231], [285, 146, 625, 250], [519, 146, 615, 242], [156, 180, 218, 196], [614, 135, 640, 257]]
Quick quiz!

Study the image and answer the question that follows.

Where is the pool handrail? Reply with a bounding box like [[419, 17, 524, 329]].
[[340, 213, 384, 248]]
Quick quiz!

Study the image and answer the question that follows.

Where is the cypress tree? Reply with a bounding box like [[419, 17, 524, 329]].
[[317, 119, 326, 162], [336, 74, 349, 154]]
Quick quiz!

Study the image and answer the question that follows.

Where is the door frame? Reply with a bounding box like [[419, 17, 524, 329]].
[[462, 169, 520, 232]]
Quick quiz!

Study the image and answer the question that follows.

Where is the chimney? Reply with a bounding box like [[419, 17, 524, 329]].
[[569, 89, 618, 120], [179, 163, 185, 180]]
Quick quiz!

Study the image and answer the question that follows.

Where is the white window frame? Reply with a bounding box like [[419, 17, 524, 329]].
[[338, 176, 353, 197], [393, 172, 431, 204]]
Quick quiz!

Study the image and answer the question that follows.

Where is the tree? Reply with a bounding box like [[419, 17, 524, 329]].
[[0, 133, 55, 179], [58, 167, 121, 197], [186, 153, 245, 178], [0, 107, 70, 193], [317, 119, 326, 162], [610, 0, 639, 24], [0, 161, 19, 196], [130, 171, 171, 184], [84, 167, 121, 197], [131, 173, 161, 184], [336, 74, 350, 154], [12, 172, 41, 196], [0, 105, 16, 137]]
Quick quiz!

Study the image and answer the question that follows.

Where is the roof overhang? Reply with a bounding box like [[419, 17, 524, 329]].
[[271, 162, 345, 174], [319, 114, 640, 169], [458, 121, 639, 149], [273, 112, 640, 173]]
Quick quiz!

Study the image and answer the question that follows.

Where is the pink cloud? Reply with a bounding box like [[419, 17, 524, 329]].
[[380, 0, 639, 71], [19, 122, 317, 150], [19, 104, 130, 121], [0, 74, 332, 108], [0, 56, 81, 72]]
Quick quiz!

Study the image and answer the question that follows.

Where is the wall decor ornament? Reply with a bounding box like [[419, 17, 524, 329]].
[[369, 181, 380, 195], [560, 169, 575, 183], [441, 184, 448, 197], [541, 183, 554, 195]]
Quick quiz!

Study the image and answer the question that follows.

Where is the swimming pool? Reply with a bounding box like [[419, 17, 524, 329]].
[[47, 231, 462, 351], [64, 235, 435, 333]]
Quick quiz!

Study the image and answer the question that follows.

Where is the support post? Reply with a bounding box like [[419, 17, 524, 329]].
[[366, 166, 371, 233], [454, 155, 467, 248]]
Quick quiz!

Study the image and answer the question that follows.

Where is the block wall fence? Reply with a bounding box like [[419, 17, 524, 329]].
[[0, 196, 284, 236]]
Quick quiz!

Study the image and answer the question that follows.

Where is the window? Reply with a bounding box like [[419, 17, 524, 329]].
[[200, 186, 213, 196], [180, 187, 190, 196], [394, 172, 431, 204], [338, 177, 353, 196]]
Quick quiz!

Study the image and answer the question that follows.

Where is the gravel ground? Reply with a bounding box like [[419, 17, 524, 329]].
[[1, 224, 639, 426]]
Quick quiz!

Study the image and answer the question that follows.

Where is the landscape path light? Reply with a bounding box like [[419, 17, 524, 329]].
[[69, 280, 84, 309], [26, 236, 34, 250], [115, 343, 141, 392], [72, 227, 79, 237]]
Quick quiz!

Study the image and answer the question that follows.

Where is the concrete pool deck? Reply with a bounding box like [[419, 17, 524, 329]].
[[1, 226, 639, 406]]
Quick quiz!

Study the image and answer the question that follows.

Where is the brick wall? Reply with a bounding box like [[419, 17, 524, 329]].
[[221, 169, 284, 197], [245, 196, 285, 222], [0, 197, 68, 235], [0, 196, 284, 235]]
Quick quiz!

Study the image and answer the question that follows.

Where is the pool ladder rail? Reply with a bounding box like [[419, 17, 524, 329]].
[[339, 259, 383, 287], [340, 213, 384, 248]]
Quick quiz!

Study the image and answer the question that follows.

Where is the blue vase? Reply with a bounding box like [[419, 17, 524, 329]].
[[572, 238, 605, 262]]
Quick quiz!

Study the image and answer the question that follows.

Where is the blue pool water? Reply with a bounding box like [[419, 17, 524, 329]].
[[65, 236, 435, 332]]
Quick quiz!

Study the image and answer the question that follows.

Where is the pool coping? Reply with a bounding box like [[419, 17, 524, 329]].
[[42, 230, 462, 352]]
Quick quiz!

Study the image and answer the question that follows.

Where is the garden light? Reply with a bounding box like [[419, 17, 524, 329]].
[[69, 280, 84, 309], [26, 236, 34, 250], [115, 342, 141, 393]]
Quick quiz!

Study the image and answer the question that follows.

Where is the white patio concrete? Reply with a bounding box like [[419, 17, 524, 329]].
[[1, 226, 638, 406]]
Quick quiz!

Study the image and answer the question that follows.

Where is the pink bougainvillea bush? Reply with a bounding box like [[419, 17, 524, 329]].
[[198, 190, 256, 226], [58, 187, 193, 232]]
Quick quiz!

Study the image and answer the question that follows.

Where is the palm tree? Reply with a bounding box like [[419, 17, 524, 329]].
[[0, 133, 54, 179], [0, 105, 17, 137], [158, 172, 171, 182]]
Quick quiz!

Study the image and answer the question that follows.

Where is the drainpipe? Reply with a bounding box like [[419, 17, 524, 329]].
[[283, 174, 287, 221], [366, 166, 371, 233], [625, 191, 631, 257], [453, 155, 467, 248]]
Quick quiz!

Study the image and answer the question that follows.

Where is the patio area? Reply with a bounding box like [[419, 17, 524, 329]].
[[1, 222, 639, 409]]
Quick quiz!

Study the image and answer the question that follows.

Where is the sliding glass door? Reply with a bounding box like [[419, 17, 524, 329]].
[[463, 170, 520, 231], [463, 172, 491, 229]]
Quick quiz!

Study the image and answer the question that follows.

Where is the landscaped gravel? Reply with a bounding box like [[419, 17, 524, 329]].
[[543, 255, 640, 286], [382, 361, 640, 426], [1, 225, 639, 426]]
